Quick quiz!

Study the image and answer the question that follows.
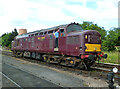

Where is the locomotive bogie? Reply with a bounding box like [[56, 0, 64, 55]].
[[24, 51, 31, 57]]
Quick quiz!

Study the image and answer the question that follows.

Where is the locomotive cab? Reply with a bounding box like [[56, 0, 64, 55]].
[[66, 23, 83, 33], [60, 23, 103, 69], [80, 31, 102, 68]]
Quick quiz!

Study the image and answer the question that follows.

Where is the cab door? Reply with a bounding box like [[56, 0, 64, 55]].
[[58, 28, 66, 53]]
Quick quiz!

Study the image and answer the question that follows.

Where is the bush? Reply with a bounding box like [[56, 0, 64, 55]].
[[115, 46, 120, 52]]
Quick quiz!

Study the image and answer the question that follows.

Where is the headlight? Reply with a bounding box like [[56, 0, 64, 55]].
[[85, 35, 87, 39]]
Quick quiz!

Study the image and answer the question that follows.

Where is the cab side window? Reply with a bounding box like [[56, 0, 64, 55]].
[[60, 29, 65, 37]]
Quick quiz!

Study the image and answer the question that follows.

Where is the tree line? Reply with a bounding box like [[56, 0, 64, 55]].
[[0, 21, 119, 51], [0, 28, 18, 48]]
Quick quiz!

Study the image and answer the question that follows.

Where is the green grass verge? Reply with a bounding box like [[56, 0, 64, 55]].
[[98, 51, 119, 64]]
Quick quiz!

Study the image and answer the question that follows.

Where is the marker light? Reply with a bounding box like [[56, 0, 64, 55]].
[[85, 35, 87, 39]]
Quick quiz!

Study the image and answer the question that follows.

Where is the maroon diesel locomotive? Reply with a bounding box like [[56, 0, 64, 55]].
[[11, 22, 107, 69]]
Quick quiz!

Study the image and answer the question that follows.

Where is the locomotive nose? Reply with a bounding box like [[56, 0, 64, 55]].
[[83, 30, 101, 53]]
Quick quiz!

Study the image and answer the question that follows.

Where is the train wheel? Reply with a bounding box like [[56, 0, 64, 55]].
[[31, 52, 36, 59], [46, 58, 50, 63], [21, 52, 24, 57], [15, 51, 19, 57], [12, 51, 16, 56], [84, 58, 95, 70], [76, 60, 87, 70], [43, 56, 47, 62]]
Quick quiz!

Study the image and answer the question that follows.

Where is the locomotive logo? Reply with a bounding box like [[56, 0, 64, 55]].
[[38, 37, 45, 41]]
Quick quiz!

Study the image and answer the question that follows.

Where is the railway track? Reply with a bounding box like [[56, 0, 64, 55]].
[[1, 50, 120, 84], [95, 62, 120, 69]]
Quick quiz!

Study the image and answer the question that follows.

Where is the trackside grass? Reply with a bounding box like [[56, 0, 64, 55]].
[[98, 51, 119, 64]]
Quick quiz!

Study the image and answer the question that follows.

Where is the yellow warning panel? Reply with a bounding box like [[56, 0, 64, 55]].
[[85, 44, 101, 52]]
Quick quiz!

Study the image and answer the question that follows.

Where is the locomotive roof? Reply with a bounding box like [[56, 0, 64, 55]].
[[15, 24, 68, 39], [41, 24, 68, 31], [15, 23, 80, 39], [28, 24, 68, 34]]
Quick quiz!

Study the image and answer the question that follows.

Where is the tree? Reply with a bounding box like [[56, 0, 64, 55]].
[[80, 21, 107, 41], [1, 33, 6, 37], [102, 27, 120, 51], [0, 28, 18, 48]]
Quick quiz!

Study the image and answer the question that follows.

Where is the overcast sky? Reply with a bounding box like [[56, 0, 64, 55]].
[[0, 0, 119, 36]]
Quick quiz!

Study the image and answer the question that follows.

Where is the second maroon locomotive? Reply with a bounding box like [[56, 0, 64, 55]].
[[11, 22, 107, 69]]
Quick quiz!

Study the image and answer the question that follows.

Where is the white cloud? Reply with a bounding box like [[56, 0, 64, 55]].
[[65, 0, 118, 29], [0, 0, 119, 36]]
